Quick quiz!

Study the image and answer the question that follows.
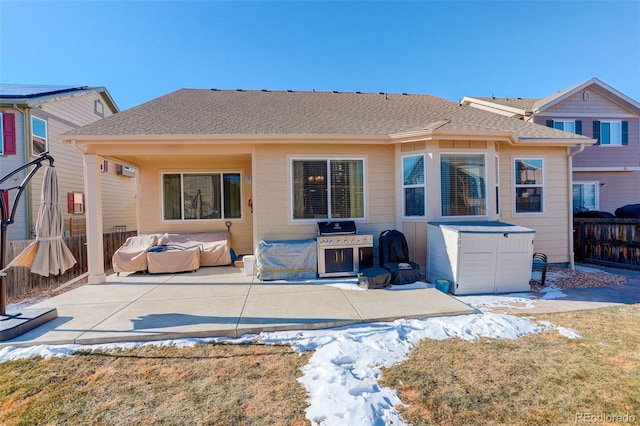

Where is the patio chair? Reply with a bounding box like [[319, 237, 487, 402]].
[[113, 234, 158, 275], [531, 252, 548, 286]]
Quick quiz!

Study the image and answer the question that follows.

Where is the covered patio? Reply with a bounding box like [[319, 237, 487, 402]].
[[1, 266, 474, 347]]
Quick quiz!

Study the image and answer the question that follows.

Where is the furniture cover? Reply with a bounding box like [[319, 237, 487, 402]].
[[255, 238, 317, 280], [158, 232, 232, 266], [147, 247, 201, 274], [112, 234, 158, 274]]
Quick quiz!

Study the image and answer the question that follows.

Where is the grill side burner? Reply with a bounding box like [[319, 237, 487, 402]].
[[316, 221, 373, 277]]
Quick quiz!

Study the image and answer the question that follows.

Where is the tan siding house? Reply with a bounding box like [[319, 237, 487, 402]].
[[0, 85, 137, 240], [61, 89, 593, 284], [463, 78, 640, 214]]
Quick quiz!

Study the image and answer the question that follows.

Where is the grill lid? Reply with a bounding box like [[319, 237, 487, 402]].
[[317, 221, 357, 235]]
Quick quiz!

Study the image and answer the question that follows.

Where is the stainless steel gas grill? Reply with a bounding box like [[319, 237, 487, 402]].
[[316, 221, 374, 278]]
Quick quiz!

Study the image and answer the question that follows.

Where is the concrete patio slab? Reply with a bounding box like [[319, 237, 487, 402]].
[[345, 287, 476, 322], [76, 295, 246, 345], [138, 282, 251, 301], [4, 302, 133, 346], [0, 266, 480, 348], [238, 288, 362, 335], [34, 283, 159, 307]]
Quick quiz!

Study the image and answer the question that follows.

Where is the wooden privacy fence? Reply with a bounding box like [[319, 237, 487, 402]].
[[574, 218, 640, 270], [4, 231, 136, 299]]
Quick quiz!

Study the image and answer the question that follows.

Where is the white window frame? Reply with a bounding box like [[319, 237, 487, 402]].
[[553, 120, 576, 133], [290, 157, 366, 222], [599, 120, 623, 146], [161, 171, 243, 222], [31, 116, 48, 156], [439, 152, 488, 218], [573, 181, 599, 212], [514, 157, 545, 215], [402, 154, 426, 218]]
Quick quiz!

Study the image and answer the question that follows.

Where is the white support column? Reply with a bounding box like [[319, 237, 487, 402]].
[[83, 154, 106, 284]]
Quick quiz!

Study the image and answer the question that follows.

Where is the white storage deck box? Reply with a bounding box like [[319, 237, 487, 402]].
[[427, 221, 535, 295]]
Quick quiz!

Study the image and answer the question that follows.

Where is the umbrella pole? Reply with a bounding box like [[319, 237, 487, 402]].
[[0, 153, 54, 316]]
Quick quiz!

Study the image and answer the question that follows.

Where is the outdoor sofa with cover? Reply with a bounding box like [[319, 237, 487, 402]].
[[112, 232, 232, 274]]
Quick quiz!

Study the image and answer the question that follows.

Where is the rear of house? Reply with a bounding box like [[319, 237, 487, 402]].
[[61, 89, 593, 284]]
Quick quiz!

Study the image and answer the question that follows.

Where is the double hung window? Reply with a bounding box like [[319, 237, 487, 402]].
[[594, 120, 628, 146], [162, 172, 242, 221], [440, 154, 486, 216], [292, 159, 364, 220], [32, 116, 47, 156], [514, 158, 544, 213], [402, 155, 425, 217]]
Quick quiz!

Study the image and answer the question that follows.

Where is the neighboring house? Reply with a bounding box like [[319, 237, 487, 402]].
[[462, 78, 640, 213], [0, 84, 137, 241], [60, 89, 593, 284]]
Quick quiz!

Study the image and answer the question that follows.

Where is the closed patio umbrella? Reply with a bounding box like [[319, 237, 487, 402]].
[[9, 165, 76, 276]]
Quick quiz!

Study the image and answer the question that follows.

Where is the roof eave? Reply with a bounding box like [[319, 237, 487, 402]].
[[517, 137, 597, 147], [534, 77, 640, 115], [0, 86, 119, 112], [390, 129, 519, 144], [461, 96, 530, 116], [60, 133, 392, 144]]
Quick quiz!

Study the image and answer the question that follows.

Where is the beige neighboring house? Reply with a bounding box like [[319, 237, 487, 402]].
[[0, 84, 137, 241], [462, 78, 640, 213], [61, 89, 594, 284]]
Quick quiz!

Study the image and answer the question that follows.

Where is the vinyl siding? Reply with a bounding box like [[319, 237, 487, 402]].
[[0, 108, 27, 240], [253, 143, 397, 256], [24, 91, 134, 238], [499, 145, 570, 263], [136, 153, 253, 255], [574, 171, 640, 213], [534, 87, 640, 217]]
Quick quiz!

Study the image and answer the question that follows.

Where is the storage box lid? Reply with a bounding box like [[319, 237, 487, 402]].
[[428, 221, 535, 234]]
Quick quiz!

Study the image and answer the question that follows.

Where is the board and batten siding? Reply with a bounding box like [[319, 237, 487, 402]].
[[253, 143, 396, 257], [135, 153, 254, 255], [25, 91, 137, 238]]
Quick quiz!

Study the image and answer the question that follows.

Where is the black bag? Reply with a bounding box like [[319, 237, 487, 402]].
[[384, 262, 422, 285], [379, 230, 422, 285], [357, 267, 392, 289], [379, 230, 411, 265]]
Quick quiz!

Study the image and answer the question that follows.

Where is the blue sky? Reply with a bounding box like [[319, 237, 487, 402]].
[[1, 1, 639, 111]]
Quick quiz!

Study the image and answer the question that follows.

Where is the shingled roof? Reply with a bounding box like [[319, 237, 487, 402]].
[[65, 89, 588, 142]]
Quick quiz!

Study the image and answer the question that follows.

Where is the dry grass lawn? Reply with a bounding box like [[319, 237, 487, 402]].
[[381, 305, 640, 425], [1, 306, 638, 425], [0, 343, 311, 425]]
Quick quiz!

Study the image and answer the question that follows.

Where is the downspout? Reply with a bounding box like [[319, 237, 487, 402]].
[[567, 144, 585, 270]]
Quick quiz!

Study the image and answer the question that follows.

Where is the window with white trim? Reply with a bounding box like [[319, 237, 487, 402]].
[[32, 116, 47, 156], [292, 158, 365, 220], [573, 182, 598, 212], [162, 172, 242, 221], [514, 158, 544, 213], [402, 154, 425, 217], [553, 120, 576, 133], [440, 154, 486, 216], [594, 120, 627, 145]]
